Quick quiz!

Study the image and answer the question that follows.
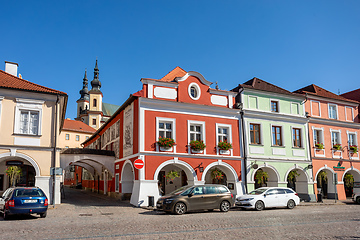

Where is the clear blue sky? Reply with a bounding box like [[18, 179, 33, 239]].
[[1, 1, 360, 119]]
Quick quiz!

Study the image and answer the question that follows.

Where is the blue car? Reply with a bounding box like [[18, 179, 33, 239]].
[[0, 187, 48, 220]]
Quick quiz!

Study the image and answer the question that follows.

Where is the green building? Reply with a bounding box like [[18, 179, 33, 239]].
[[233, 78, 315, 201]]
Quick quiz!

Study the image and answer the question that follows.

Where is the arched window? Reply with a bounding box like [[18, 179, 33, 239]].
[[93, 99, 97, 107]]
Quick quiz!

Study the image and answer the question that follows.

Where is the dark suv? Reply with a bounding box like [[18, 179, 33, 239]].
[[156, 184, 234, 215], [0, 187, 48, 220]]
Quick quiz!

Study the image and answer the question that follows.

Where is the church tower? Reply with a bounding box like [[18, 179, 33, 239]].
[[75, 69, 90, 124], [88, 59, 103, 129]]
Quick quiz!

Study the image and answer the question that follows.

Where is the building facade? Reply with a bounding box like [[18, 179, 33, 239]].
[[295, 85, 360, 200], [0, 61, 67, 204], [83, 67, 244, 206], [233, 78, 315, 201]]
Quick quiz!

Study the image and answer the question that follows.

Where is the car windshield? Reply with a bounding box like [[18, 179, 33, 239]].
[[248, 188, 267, 195], [168, 186, 192, 196], [14, 189, 44, 197]]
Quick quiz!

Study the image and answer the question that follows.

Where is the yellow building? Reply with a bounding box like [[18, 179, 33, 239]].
[[0, 61, 67, 204], [59, 119, 96, 148]]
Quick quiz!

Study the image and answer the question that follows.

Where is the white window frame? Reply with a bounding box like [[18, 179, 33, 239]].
[[312, 127, 325, 147], [328, 103, 338, 120], [347, 131, 358, 147], [14, 98, 44, 136], [271, 124, 284, 146], [216, 123, 232, 145], [310, 100, 321, 117], [188, 120, 205, 143], [291, 102, 300, 115], [65, 134, 70, 140], [156, 117, 176, 141], [248, 122, 263, 145], [188, 83, 201, 100], [270, 99, 280, 113], [76, 135, 80, 141], [248, 95, 258, 109], [330, 129, 342, 147], [291, 126, 303, 148], [345, 106, 354, 122]]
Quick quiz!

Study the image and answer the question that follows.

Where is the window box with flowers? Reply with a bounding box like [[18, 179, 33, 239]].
[[157, 136, 176, 152], [315, 142, 324, 149], [333, 144, 342, 151], [218, 141, 232, 155], [350, 145, 358, 154], [189, 140, 206, 153]]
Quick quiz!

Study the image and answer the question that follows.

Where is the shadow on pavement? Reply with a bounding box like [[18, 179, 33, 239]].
[[60, 186, 133, 208]]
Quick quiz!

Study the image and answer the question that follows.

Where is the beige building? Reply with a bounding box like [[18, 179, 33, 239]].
[[0, 61, 67, 204], [59, 119, 96, 148]]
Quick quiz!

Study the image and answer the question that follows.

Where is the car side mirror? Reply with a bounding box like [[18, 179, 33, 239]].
[[263, 194, 267, 197], [188, 193, 194, 197]]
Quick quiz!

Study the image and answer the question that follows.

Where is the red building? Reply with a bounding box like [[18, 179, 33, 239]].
[[83, 67, 244, 206]]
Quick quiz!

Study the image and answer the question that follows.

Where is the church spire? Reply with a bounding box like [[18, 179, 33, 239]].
[[91, 59, 101, 92], [79, 69, 89, 100]]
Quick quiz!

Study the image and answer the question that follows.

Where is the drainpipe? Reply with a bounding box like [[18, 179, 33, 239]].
[[238, 88, 248, 194], [52, 95, 60, 206], [304, 94, 315, 201]]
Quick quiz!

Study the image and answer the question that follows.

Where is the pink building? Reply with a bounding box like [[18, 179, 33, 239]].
[[295, 85, 360, 200]]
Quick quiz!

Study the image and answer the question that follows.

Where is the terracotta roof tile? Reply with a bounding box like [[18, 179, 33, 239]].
[[234, 77, 295, 96], [160, 66, 187, 82], [341, 88, 360, 102], [294, 84, 359, 103], [0, 69, 67, 95], [62, 119, 96, 134]]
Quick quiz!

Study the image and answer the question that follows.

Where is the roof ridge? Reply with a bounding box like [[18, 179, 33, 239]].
[[0, 69, 67, 95]]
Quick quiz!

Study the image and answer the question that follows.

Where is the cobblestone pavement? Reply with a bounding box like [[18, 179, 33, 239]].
[[1, 187, 359, 240]]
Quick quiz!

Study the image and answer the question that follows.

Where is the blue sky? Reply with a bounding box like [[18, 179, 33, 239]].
[[1, 1, 360, 119]]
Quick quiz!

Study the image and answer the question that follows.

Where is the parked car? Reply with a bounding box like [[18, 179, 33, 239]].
[[0, 187, 48, 220], [156, 184, 234, 215], [236, 187, 300, 211]]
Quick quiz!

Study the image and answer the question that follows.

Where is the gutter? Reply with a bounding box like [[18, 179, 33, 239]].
[[52, 94, 60, 206], [238, 87, 248, 194]]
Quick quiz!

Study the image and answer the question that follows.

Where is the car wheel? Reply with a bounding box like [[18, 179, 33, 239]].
[[174, 202, 186, 215], [3, 209, 8, 220], [220, 201, 230, 212], [287, 200, 295, 209], [40, 211, 47, 218], [255, 200, 265, 211], [356, 197, 360, 204]]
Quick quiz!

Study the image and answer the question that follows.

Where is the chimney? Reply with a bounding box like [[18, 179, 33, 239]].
[[5, 61, 18, 77]]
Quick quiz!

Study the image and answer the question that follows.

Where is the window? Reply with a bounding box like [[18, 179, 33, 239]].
[[329, 104, 337, 119], [331, 131, 341, 146], [272, 126, 282, 146], [19, 110, 39, 135], [190, 124, 202, 141], [218, 126, 229, 142], [293, 128, 302, 148], [76, 135, 80, 141], [348, 133, 357, 146], [65, 134, 70, 140], [93, 99, 97, 107], [205, 186, 218, 194], [313, 129, 324, 145], [65, 146, 69, 149], [92, 119, 96, 126], [250, 123, 261, 144], [115, 174, 119, 192], [271, 101, 279, 112], [86, 136, 89, 140], [159, 121, 172, 138], [188, 83, 201, 100]]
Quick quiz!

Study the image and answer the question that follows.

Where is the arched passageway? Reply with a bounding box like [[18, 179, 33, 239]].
[[121, 161, 134, 196], [253, 167, 279, 189], [286, 168, 309, 201], [343, 169, 360, 198], [316, 169, 335, 199]]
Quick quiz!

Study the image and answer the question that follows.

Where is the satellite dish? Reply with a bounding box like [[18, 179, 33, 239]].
[[252, 164, 258, 169]]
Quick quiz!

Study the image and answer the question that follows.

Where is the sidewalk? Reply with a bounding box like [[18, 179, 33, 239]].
[[298, 199, 354, 206]]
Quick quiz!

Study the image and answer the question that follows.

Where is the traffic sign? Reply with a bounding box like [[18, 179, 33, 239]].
[[134, 159, 144, 170]]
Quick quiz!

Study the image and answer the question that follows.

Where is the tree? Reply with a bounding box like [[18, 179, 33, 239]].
[[343, 173, 354, 189], [5, 166, 22, 187], [255, 169, 268, 187], [317, 171, 327, 188]]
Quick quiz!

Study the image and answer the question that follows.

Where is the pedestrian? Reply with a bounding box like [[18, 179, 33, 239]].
[[158, 182, 164, 196]]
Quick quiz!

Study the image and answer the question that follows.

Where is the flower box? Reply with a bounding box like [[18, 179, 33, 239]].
[[315, 143, 324, 149], [219, 149, 230, 155], [160, 146, 173, 152], [350, 145, 358, 153], [333, 144, 342, 151], [191, 149, 204, 154]]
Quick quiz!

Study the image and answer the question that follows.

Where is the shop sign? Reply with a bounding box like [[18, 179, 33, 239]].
[[6, 160, 23, 166]]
